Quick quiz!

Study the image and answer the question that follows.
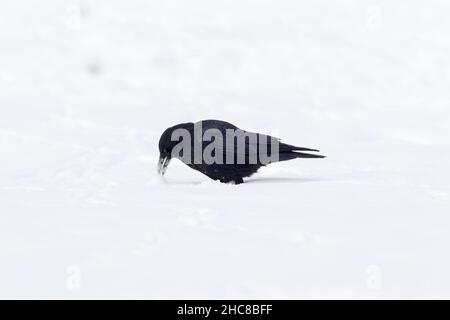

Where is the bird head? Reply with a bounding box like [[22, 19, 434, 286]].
[[157, 123, 193, 176]]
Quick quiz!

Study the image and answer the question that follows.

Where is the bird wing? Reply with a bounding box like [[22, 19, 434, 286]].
[[194, 120, 262, 157], [194, 120, 323, 159]]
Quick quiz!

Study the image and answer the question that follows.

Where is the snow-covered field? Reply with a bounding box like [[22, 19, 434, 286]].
[[1, 0, 450, 299]]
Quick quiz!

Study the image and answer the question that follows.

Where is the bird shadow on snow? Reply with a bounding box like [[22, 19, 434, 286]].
[[165, 180, 203, 186], [162, 176, 335, 185], [160, 177, 203, 186], [161, 175, 335, 186], [245, 176, 333, 184]]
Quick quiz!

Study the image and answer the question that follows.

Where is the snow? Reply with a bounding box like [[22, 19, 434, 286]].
[[1, 0, 450, 299]]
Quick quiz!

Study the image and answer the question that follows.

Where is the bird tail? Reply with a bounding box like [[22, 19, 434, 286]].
[[278, 143, 325, 161]]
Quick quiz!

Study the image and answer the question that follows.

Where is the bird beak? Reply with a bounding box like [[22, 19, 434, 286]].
[[157, 154, 171, 176]]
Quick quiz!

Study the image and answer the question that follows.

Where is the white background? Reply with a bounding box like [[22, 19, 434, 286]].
[[1, 0, 449, 298]]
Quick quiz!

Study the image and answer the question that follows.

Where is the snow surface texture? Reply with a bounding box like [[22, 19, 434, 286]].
[[1, 0, 450, 299]]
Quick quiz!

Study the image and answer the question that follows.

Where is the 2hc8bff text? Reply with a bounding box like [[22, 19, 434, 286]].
[[222, 304, 272, 315]]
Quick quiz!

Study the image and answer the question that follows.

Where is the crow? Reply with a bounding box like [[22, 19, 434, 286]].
[[158, 120, 325, 184]]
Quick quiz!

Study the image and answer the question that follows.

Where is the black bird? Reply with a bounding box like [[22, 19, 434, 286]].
[[158, 120, 325, 184]]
